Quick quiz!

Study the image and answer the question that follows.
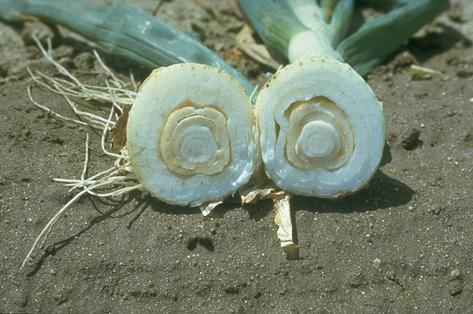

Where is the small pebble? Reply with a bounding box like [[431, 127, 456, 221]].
[[347, 271, 365, 288], [223, 284, 240, 294], [457, 69, 473, 78], [373, 258, 381, 269], [450, 269, 461, 279], [448, 269, 464, 296], [427, 205, 442, 215], [253, 291, 262, 299], [393, 51, 416, 69], [449, 282, 463, 296]]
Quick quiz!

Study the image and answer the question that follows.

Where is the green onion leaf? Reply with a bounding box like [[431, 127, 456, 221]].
[[238, 0, 309, 61], [0, 0, 253, 93], [337, 0, 449, 75], [329, 0, 354, 46], [322, 0, 339, 22]]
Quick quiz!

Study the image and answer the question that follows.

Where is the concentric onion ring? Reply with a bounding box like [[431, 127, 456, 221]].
[[285, 97, 354, 170], [159, 104, 231, 176], [126, 64, 258, 206], [257, 57, 385, 198]]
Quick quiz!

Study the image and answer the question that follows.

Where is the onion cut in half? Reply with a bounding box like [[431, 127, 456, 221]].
[[238, 0, 447, 198], [257, 57, 384, 198], [127, 63, 258, 206]]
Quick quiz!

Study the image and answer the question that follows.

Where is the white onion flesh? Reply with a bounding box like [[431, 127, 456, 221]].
[[126, 64, 258, 206], [256, 57, 385, 198]]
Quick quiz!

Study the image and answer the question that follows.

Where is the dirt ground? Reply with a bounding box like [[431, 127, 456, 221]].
[[0, 0, 472, 313]]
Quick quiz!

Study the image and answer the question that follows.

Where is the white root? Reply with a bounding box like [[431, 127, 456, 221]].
[[21, 34, 143, 270], [27, 85, 89, 127], [81, 133, 89, 181], [29, 33, 135, 108], [21, 189, 88, 270], [21, 130, 141, 270]]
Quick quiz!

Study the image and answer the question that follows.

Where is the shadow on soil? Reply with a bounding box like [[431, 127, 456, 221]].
[[23, 191, 141, 277], [293, 170, 414, 214], [21, 164, 413, 275], [408, 23, 472, 62]]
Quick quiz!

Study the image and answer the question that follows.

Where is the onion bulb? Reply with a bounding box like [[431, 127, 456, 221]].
[[126, 64, 258, 206], [257, 57, 384, 197], [239, 0, 447, 197]]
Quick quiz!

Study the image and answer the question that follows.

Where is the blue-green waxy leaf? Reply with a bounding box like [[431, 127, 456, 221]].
[[355, 0, 395, 6], [238, 0, 309, 61], [337, 0, 449, 75], [0, 0, 253, 93], [238, 0, 356, 60], [322, 0, 339, 22], [329, 0, 354, 46]]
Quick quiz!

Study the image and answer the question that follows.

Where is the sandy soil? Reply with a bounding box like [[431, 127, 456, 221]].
[[0, 0, 472, 313]]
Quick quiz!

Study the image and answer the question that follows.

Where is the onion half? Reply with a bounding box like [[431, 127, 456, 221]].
[[127, 64, 259, 206], [257, 57, 384, 198]]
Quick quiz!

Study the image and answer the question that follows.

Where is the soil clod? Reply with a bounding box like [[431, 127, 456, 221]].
[[448, 269, 464, 296], [401, 128, 423, 150]]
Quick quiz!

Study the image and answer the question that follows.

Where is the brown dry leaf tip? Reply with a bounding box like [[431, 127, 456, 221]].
[[111, 105, 131, 152], [223, 48, 242, 64], [273, 191, 299, 260], [409, 64, 442, 81], [236, 25, 280, 70]]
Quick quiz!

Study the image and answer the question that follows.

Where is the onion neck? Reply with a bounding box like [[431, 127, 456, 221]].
[[287, 1, 343, 63], [288, 30, 342, 63]]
